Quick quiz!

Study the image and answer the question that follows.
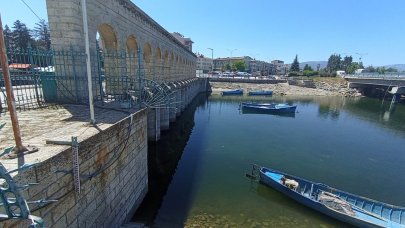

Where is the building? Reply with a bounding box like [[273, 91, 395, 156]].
[[271, 60, 288, 75], [213, 56, 251, 72], [250, 59, 275, 76], [213, 56, 275, 75], [171, 32, 193, 51], [196, 54, 213, 74]]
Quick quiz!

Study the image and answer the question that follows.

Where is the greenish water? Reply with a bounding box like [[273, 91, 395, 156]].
[[134, 95, 405, 228]]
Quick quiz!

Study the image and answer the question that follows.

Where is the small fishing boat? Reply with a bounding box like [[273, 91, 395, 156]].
[[248, 90, 273, 96], [253, 165, 405, 228], [240, 102, 297, 113], [221, 89, 243, 96], [241, 108, 295, 118]]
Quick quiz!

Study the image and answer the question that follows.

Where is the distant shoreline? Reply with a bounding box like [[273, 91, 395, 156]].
[[209, 79, 361, 97]]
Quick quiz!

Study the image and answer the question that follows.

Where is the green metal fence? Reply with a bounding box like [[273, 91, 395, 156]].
[[0, 46, 179, 114]]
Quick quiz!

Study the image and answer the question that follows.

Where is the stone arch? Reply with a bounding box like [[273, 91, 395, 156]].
[[143, 42, 152, 78], [126, 35, 138, 54], [126, 35, 138, 83], [98, 23, 118, 52], [174, 54, 179, 80], [164, 50, 169, 80], [155, 47, 162, 80], [170, 52, 174, 81]]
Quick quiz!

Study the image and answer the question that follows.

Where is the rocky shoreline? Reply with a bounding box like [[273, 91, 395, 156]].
[[209, 78, 361, 97]]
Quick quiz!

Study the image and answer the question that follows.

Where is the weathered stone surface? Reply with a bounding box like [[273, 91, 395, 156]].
[[0, 106, 148, 228]]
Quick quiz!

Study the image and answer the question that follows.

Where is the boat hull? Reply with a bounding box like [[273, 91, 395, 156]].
[[222, 89, 243, 96], [241, 102, 297, 113], [248, 91, 273, 96], [259, 167, 405, 228]]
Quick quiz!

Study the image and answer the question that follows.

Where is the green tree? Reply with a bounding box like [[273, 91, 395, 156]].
[[12, 20, 34, 50], [224, 63, 231, 71], [34, 19, 51, 50], [234, 60, 246, 72], [290, 55, 300, 72], [365, 65, 376, 73], [376, 67, 386, 74], [341, 56, 353, 72], [327, 54, 342, 72], [346, 62, 362, 74], [386, 67, 398, 72], [303, 64, 313, 71], [3, 25, 13, 50]]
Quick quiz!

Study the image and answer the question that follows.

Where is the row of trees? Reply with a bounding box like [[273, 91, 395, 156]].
[[289, 55, 318, 76], [3, 19, 51, 51], [326, 54, 363, 74], [364, 65, 398, 74]]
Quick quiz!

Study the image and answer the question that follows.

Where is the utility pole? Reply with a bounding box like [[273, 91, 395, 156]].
[[0, 14, 27, 154], [81, 0, 96, 124]]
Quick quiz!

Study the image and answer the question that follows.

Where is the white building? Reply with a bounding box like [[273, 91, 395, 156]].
[[196, 54, 213, 73]]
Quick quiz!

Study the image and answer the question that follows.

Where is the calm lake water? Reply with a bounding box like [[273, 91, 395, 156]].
[[134, 94, 405, 228]]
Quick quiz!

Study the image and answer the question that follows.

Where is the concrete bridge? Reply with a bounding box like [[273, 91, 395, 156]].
[[345, 74, 405, 99]]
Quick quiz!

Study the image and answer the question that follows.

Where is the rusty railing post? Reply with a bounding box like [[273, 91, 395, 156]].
[[0, 14, 27, 153]]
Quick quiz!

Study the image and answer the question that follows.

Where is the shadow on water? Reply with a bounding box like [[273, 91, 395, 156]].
[[132, 93, 209, 226]]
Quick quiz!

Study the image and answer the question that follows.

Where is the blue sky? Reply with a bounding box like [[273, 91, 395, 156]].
[[1, 0, 405, 66]]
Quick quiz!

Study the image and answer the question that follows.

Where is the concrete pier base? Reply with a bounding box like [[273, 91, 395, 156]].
[[146, 78, 208, 141], [147, 108, 161, 141], [160, 107, 170, 130]]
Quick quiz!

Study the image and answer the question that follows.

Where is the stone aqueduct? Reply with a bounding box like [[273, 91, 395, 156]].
[[46, 0, 196, 81], [46, 0, 207, 141]]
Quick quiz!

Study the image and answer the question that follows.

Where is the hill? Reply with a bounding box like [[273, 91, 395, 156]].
[[383, 64, 405, 72]]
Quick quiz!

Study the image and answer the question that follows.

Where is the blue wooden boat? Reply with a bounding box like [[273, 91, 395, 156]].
[[241, 102, 297, 113], [257, 166, 405, 228], [241, 107, 295, 118], [248, 90, 273, 96], [221, 89, 243, 96]]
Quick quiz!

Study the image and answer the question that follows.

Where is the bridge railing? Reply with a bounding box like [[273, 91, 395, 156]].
[[1, 47, 193, 114], [345, 73, 405, 79]]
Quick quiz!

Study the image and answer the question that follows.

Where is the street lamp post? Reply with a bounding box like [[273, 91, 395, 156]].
[[207, 48, 214, 72]]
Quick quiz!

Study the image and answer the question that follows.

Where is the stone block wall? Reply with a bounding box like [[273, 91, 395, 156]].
[[1, 109, 148, 228]]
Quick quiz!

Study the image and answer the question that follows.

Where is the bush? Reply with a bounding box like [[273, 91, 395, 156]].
[[303, 70, 318, 77], [319, 71, 337, 77], [288, 71, 300, 77]]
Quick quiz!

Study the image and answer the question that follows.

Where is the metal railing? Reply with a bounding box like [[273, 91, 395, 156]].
[[345, 73, 405, 79], [1, 47, 191, 114]]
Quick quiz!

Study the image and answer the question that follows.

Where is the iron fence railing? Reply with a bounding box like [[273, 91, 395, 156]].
[[1, 46, 187, 114]]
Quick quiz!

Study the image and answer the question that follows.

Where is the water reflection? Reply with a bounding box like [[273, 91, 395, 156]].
[[133, 93, 208, 226], [133, 95, 405, 227]]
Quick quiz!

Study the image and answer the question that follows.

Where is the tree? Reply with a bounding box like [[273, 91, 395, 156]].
[[376, 67, 386, 74], [303, 64, 313, 71], [365, 65, 376, 73], [223, 63, 231, 71], [34, 19, 51, 50], [326, 54, 342, 72], [290, 55, 300, 72], [12, 20, 34, 50], [341, 56, 353, 72], [386, 67, 398, 72], [346, 62, 362, 74], [3, 25, 13, 50], [234, 60, 246, 72]]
